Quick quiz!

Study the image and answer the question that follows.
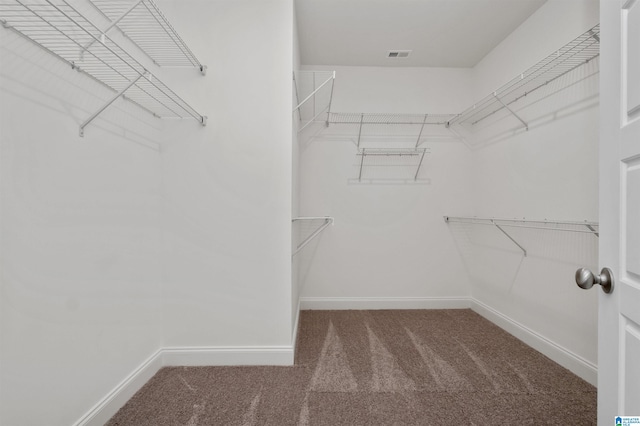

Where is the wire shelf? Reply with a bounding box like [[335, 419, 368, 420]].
[[329, 112, 453, 126], [292, 216, 333, 257], [355, 148, 429, 182], [0, 0, 206, 136], [448, 24, 600, 129], [293, 70, 335, 133], [87, 0, 205, 72], [444, 216, 599, 257], [324, 113, 458, 148]]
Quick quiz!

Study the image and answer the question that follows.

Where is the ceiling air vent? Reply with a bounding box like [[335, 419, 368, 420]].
[[387, 50, 412, 58]]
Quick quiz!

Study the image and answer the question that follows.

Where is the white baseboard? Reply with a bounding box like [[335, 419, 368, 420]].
[[75, 298, 596, 425], [300, 296, 471, 310], [74, 344, 294, 425], [162, 346, 295, 366], [75, 349, 164, 426], [470, 298, 597, 386]]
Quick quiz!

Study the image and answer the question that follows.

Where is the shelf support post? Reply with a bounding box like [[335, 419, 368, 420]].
[[414, 149, 426, 181], [358, 149, 366, 181], [356, 113, 364, 148], [415, 114, 428, 148], [79, 73, 145, 137], [493, 93, 528, 130], [492, 220, 527, 257], [325, 71, 335, 127]]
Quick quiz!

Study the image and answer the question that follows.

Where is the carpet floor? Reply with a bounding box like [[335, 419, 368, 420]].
[[107, 309, 596, 425]]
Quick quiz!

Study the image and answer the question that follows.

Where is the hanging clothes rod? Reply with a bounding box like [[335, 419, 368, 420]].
[[444, 216, 599, 257], [292, 217, 334, 257]]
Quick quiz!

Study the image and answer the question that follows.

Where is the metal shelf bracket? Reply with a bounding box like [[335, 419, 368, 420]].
[[292, 217, 334, 257], [293, 71, 336, 134], [79, 72, 145, 137], [415, 114, 428, 148], [493, 93, 529, 131], [493, 220, 527, 256]]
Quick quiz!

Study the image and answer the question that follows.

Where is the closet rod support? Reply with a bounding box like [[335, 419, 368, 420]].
[[293, 217, 333, 257], [358, 148, 366, 181], [493, 93, 528, 130], [414, 149, 426, 181], [79, 73, 145, 137], [586, 223, 599, 237], [81, 0, 144, 55], [356, 113, 364, 148], [293, 74, 334, 113], [298, 107, 328, 133], [494, 222, 527, 257], [415, 114, 428, 148]]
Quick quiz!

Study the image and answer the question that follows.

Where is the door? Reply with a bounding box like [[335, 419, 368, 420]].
[[599, 0, 640, 423]]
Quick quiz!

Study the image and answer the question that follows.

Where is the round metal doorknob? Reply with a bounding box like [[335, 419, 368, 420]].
[[575, 267, 614, 294]]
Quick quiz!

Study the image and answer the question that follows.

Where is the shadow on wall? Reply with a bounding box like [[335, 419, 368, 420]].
[[455, 58, 600, 149], [1, 30, 164, 150], [447, 222, 598, 288]]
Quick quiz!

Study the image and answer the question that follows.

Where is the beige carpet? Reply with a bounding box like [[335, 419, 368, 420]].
[[107, 309, 596, 425]]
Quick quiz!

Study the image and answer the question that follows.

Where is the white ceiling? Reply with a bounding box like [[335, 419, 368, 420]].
[[295, 0, 547, 68]]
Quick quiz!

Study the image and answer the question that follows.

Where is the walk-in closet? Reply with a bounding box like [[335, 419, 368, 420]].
[[1, 0, 638, 424]]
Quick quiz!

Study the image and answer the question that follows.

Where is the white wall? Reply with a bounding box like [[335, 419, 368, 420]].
[[1, 0, 297, 423], [156, 0, 295, 350], [466, 0, 600, 381], [298, 66, 475, 306], [0, 24, 164, 426], [292, 1, 303, 340], [297, 0, 600, 384]]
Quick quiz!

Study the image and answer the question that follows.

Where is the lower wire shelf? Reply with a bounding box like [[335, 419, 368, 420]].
[[292, 217, 334, 257], [444, 216, 599, 257]]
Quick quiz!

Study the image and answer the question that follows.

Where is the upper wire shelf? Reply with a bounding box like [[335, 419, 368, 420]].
[[0, 0, 206, 136], [87, 0, 206, 73], [448, 24, 600, 130], [328, 112, 457, 148], [293, 70, 335, 133]]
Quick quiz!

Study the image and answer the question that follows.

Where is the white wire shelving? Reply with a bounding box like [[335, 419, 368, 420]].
[[0, 0, 206, 136], [444, 216, 599, 257], [293, 70, 335, 134], [87, 0, 206, 73], [292, 216, 333, 257], [327, 113, 457, 148], [354, 147, 429, 183], [447, 24, 600, 131]]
